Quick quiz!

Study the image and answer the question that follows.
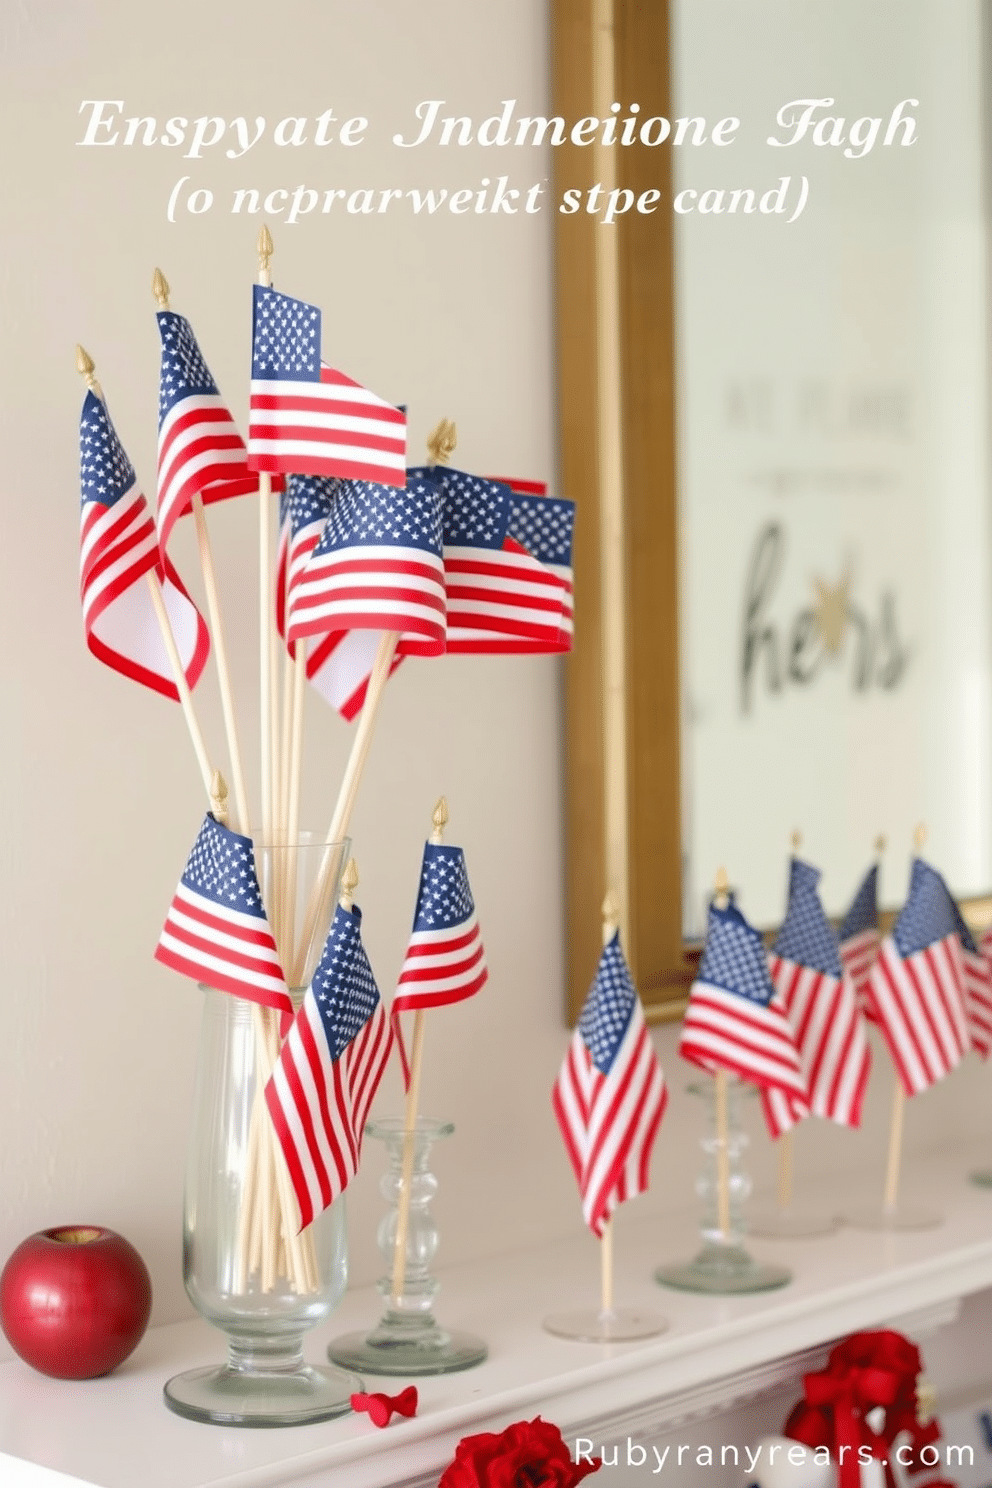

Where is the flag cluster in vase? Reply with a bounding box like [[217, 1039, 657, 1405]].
[[679, 896, 809, 1139], [553, 931, 667, 1236], [768, 858, 870, 1128], [391, 839, 488, 1088], [867, 858, 972, 1094], [79, 390, 209, 699], [838, 864, 881, 1014], [156, 814, 392, 1228]]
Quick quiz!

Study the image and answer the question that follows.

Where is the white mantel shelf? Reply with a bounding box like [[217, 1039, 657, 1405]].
[[2, 1147, 991, 1488]]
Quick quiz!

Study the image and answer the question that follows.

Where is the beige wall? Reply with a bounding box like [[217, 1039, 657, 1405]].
[[1, 0, 989, 1355]]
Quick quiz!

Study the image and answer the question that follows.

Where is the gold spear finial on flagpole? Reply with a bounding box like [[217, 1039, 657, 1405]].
[[790, 829, 802, 852], [152, 268, 170, 310], [75, 345, 103, 398], [257, 225, 274, 287], [339, 857, 359, 911], [714, 866, 730, 910], [426, 418, 457, 466], [210, 771, 229, 825], [601, 889, 620, 942], [430, 796, 449, 844], [913, 822, 927, 852]]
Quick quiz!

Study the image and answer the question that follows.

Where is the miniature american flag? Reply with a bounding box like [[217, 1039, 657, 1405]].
[[768, 859, 870, 1128], [950, 901, 992, 1059], [391, 840, 487, 1088], [866, 858, 969, 1095], [287, 472, 446, 657], [79, 389, 209, 700], [839, 864, 881, 1016], [248, 286, 406, 485], [423, 466, 570, 653], [154, 813, 293, 1031], [156, 311, 262, 551], [265, 902, 392, 1230], [680, 897, 809, 1139], [552, 931, 667, 1237]]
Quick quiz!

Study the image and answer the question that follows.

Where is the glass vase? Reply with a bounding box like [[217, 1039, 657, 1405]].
[[327, 1117, 487, 1376], [655, 1078, 792, 1294], [164, 835, 360, 1426]]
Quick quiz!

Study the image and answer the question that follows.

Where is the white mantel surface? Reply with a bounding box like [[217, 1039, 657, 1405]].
[[1, 1146, 991, 1488]]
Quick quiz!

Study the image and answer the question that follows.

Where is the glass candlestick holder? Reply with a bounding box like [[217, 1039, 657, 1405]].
[[327, 1117, 487, 1376], [655, 1080, 792, 1294]]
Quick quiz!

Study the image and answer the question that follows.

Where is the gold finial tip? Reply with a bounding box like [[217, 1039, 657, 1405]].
[[152, 268, 170, 309], [790, 829, 802, 851], [714, 867, 729, 893], [426, 417, 457, 466], [342, 858, 359, 894], [257, 225, 274, 258], [913, 822, 927, 851], [430, 796, 449, 842], [75, 344, 95, 376], [601, 889, 620, 924], [875, 834, 886, 855], [209, 770, 229, 823]]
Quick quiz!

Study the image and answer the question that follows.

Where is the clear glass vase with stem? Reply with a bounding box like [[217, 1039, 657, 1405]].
[[163, 834, 360, 1427]]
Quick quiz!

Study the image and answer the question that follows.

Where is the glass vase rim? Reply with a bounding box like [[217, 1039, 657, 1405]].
[[248, 830, 351, 852], [365, 1116, 455, 1140]]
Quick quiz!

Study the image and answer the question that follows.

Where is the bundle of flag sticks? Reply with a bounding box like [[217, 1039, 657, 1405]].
[[77, 228, 575, 1295]]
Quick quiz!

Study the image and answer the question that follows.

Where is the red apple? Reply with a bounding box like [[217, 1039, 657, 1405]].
[[0, 1226, 152, 1379]]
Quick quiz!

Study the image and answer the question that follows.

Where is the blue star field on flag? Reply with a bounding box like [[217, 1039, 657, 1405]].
[[893, 858, 959, 957], [80, 392, 136, 509], [839, 864, 879, 941], [178, 814, 265, 915], [251, 286, 322, 380], [507, 492, 575, 567], [157, 312, 221, 422], [309, 904, 382, 1060], [409, 843, 477, 934], [577, 935, 637, 1075], [773, 859, 842, 976], [315, 473, 443, 556], [697, 899, 778, 1004]]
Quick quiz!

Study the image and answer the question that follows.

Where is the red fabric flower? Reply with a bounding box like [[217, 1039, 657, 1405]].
[[438, 1417, 601, 1487]]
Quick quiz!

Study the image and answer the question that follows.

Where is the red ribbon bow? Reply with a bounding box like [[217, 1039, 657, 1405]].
[[785, 1330, 949, 1488], [350, 1385, 419, 1428]]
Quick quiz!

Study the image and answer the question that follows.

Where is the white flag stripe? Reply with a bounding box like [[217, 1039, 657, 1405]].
[[581, 1027, 663, 1226], [157, 928, 286, 997], [252, 376, 405, 416], [171, 882, 288, 942], [250, 399, 408, 444]]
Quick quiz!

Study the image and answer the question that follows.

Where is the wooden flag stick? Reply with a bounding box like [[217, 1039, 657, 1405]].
[[775, 830, 802, 1215], [152, 270, 252, 835], [883, 1082, 905, 1211], [256, 226, 276, 850], [281, 642, 307, 971], [713, 868, 732, 1240], [391, 799, 448, 1306], [291, 418, 456, 985], [76, 346, 215, 803], [600, 889, 620, 1316]]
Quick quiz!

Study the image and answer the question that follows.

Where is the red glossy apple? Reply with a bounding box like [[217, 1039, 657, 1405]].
[[0, 1225, 152, 1379]]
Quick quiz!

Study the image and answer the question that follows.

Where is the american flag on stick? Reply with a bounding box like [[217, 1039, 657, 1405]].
[[951, 902, 992, 1059], [552, 929, 667, 1237], [248, 285, 407, 485], [287, 471, 446, 657], [391, 837, 487, 1089], [496, 485, 575, 649], [680, 896, 809, 1139], [79, 388, 209, 700], [866, 858, 969, 1095], [839, 863, 881, 1017], [274, 475, 403, 722], [154, 812, 293, 1032], [156, 307, 262, 551], [422, 466, 571, 653], [768, 859, 870, 1128], [265, 895, 392, 1230]]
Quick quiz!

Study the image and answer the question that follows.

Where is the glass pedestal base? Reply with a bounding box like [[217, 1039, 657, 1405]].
[[747, 1205, 838, 1239], [971, 1170, 992, 1188], [163, 1357, 361, 1427], [656, 1241, 792, 1294], [542, 1306, 667, 1343], [328, 1313, 487, 1377], [843, 1202, 942, 1231]]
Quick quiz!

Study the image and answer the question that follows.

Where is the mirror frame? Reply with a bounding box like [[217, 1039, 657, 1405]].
[[552, 0, 692, 1023], [552, 0, 992, 1025]]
